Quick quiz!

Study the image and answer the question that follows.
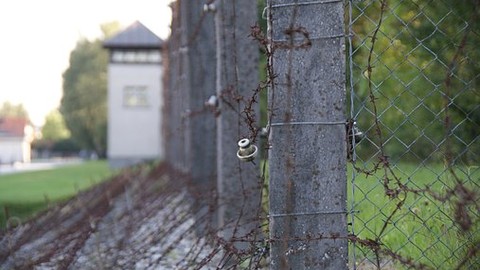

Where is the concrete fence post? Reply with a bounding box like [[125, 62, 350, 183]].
[[267, 0, 348, 268], [178, 0, 191, 172], [184, 0, 218, 232], [165, 1, 183, 169], [214, 0, 262, 250]]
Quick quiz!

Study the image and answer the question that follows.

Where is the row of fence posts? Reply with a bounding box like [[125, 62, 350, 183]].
[[164, 0, 347, 268]]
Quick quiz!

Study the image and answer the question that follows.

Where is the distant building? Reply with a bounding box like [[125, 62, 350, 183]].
[[103, 21, 165, 168], [0, 117, 34, 164]]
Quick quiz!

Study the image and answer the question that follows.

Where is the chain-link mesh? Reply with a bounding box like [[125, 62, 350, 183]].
[[347, 0, 479, 269], [1, 1, 479, 269]]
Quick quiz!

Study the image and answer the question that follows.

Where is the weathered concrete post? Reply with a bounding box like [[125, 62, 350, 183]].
[[178, 0, 191, 172], [184, 0, 218, 232], [267, 0, 348, 269], [165, 1, 183, 169], [214, 0, 261, 249]]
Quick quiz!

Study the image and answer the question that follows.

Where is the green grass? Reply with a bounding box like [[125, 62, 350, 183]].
[[348, 162, 480, 269], [0, 160, 114, 230], [260, 160, 479, 268]]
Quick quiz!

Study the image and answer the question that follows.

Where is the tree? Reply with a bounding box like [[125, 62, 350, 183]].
[[41, 109, 70, 141], [0, 101, 29, 119], [348, 0, 479, 164], [60, 23, 119, 158], [100, 21, 122, 39], [33, 109, 79, 156], [61, 38, 107, 157]]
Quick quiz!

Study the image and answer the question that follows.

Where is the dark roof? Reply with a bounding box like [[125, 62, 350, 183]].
[[103, 21, 163, 49]]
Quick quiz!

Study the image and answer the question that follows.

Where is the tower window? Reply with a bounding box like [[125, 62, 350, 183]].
[[110, 50, 161, 64], [123, 86, 149, 107]]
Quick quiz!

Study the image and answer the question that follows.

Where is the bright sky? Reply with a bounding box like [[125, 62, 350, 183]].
[[0, 0, 173, 126]]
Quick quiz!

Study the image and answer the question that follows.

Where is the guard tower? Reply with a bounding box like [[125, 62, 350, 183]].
[[103, 21, 164, 168]]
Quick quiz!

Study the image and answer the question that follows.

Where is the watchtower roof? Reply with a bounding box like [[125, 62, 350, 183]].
[[103, 21, 163, 49]]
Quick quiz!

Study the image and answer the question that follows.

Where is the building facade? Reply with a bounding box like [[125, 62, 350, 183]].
[[103, 21, 164, 168], [0, 117, 34, 164]]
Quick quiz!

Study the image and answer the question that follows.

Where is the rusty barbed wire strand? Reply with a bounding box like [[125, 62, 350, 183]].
[[2, 0, 479, 269]]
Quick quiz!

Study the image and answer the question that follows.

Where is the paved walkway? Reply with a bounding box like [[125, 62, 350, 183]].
[[0, 159, 82, 175]]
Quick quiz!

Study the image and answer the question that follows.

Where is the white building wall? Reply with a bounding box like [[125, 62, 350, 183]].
[[107, 63, 163, 167], [0, 138, 25, 164]]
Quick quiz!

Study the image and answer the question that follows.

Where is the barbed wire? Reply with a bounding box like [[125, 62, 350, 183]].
[[347, 0, 480, 269], [1, 0, 479, 269]]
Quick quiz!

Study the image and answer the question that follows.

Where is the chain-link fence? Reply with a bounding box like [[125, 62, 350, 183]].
[[1, 0, 478, 269], [347, 0, 479, 269], [165, 0, 478, 269]]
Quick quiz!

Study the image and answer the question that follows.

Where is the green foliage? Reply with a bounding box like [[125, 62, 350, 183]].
[[60, 38, 108, 157], [60, 22, 121, 158], [0, 101, 29, 119], [51, 138, 81, 155], [0, 161, 114, 230], [346, 3, 479, 268], [100, 21, 122, 39], [349, 0, 480, 164], [41, 109, 70, 141], [34, 110, 78, 156]]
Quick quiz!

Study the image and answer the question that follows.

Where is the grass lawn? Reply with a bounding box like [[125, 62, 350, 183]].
[[260, 160, 479, 268], [348, 162, 479, 269], [0, 160, 115, 230]]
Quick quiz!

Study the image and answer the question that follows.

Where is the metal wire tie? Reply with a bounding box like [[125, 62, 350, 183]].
[[263, 0, 343, 19], [269, 234, 350, 242], [270, 121, 346, 127], [269, 210, 356, 218], [272, 33, 346, 43], [272, 0, 343, 8]]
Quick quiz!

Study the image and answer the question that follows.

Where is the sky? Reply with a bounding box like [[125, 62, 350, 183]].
[[0, 0, 173, 126]]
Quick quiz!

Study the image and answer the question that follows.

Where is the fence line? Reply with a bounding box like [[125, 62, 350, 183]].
[[163, 0, 480, 269], [1, 0, 478, 268], [347, 0, 479, 269]]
